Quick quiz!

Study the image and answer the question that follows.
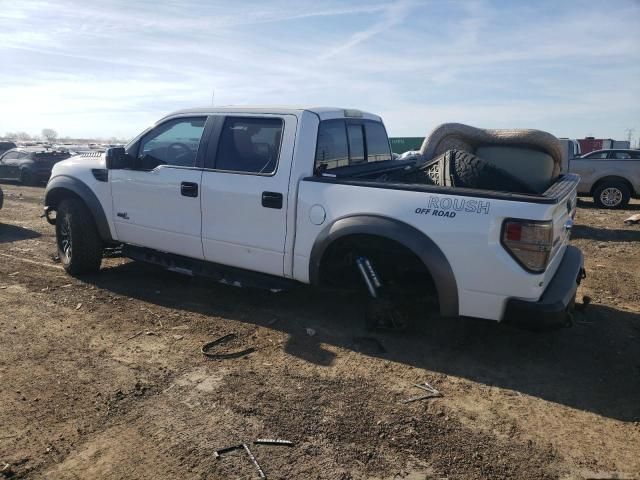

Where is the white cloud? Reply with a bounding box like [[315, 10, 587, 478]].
[[0, 0, 638, 141]]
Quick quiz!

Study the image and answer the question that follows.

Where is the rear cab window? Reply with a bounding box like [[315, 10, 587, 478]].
[[315, 119, 392, 174]]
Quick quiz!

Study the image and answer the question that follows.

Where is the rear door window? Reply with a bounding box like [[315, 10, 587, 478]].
[[315, 119, 391, 172], [214, 117, 283, 175], [613, 151, 631, 159], [585, 151, 609, 159]]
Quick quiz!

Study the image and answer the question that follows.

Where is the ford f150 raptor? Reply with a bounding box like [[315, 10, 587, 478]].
[[43, 106, 585, 327]]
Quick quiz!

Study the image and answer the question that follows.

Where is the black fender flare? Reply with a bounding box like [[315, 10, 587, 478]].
[[309, 215, 459, 317], [44, 175, 114, 243]]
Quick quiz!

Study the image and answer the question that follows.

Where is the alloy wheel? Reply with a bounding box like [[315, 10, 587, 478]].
[[58, 217, 73, 261], [600, 187, 622, 207]]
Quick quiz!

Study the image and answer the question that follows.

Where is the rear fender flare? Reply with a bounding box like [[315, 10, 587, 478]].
[[309, 215, 459, 317]]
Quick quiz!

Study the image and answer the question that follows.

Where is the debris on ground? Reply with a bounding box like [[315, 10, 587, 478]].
[[401, 382, 442, 404], [214, 438, 294, 479], [624, 213, 640, 225], [254, 439, 294, 447], [201, 333, 255, 359], [214, 443, 266, 478]]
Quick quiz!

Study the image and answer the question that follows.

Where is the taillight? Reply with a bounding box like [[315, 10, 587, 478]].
[[501, 219, 553, 273]]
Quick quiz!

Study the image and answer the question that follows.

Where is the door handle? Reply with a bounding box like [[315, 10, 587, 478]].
[[261, 191, 283, 209], [181, 182, 198, 197]]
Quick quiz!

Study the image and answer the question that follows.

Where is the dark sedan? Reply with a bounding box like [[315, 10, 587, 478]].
[[0, 148, 70, 185]]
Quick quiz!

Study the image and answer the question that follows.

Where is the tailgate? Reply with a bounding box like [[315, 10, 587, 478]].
[[545, 173, 579, 263]]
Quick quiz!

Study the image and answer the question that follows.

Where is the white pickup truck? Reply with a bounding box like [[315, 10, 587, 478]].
[[43, 106, 584, 328]]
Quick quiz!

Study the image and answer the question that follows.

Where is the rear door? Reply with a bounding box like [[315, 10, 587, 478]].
[[570, 150, 610, 193], [200, 114, 297, 276], [110, 116, 211, 259]]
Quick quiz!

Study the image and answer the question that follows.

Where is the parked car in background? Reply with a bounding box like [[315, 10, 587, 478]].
[[0, 141, 17, 157], [569, 149, 640, 208], [0, 147, 71, 185], [578, 149, 640, 160]]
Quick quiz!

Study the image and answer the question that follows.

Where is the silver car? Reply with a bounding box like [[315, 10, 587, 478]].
[[569, 149, 640, 208]]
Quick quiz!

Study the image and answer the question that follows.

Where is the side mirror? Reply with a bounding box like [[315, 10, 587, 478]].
[[105, 147, 133, 169]]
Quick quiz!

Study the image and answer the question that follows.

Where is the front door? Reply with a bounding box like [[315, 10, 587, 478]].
[[200, 114, 297, 276], [0, 151, 19, 180], [110, 116, 209, 260]]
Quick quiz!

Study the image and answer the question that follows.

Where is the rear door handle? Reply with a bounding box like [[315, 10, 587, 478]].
[[262, 191, 283, 209], [181, 181, 198, 197]]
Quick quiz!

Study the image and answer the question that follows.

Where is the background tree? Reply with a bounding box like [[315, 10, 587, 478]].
[[41, 128, 58, 142], [15, 132, 32, 141]]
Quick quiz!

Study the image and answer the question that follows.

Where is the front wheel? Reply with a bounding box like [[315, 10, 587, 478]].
[[593, 182, 630, 209], [56, 199, 103, 275]]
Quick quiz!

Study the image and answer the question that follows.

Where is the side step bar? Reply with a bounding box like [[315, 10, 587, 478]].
[[122, 245, 300, 292]]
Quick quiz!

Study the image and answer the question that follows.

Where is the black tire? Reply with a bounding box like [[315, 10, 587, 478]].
[[593, 181, 630, 209], [451, 150, 535, 193], [56, 198, 103, 275], [20, 169, 37, 186]]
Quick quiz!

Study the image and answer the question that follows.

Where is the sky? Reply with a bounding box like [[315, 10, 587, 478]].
[[0, 0, 639, 142]]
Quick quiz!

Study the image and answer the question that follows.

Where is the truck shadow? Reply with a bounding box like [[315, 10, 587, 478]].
[[0, 223, 41, 243], [86, 261, 640, 422], [572, 224, 640, 242], [577, 198, 640, 211]]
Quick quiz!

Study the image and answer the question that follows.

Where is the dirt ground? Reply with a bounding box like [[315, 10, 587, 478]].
[[0, 182, 638, 480]]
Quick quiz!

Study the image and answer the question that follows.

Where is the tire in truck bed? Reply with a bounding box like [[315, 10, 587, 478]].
[[420, 149, 536, 194]]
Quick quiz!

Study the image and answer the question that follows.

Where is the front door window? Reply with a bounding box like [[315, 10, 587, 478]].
[[137, 117, 207, 170]]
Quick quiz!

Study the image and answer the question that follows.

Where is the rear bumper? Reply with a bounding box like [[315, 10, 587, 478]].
[[503, 246, 585, 329]]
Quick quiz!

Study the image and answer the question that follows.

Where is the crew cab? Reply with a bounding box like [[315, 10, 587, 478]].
[[43, 107, 584, 327]]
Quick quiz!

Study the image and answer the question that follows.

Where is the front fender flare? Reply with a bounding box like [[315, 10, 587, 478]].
[[44, 175, 114, 243], [309, 215, 459, 317]]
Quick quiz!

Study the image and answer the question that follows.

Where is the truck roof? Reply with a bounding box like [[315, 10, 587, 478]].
[[162, 106, 382, 122]]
